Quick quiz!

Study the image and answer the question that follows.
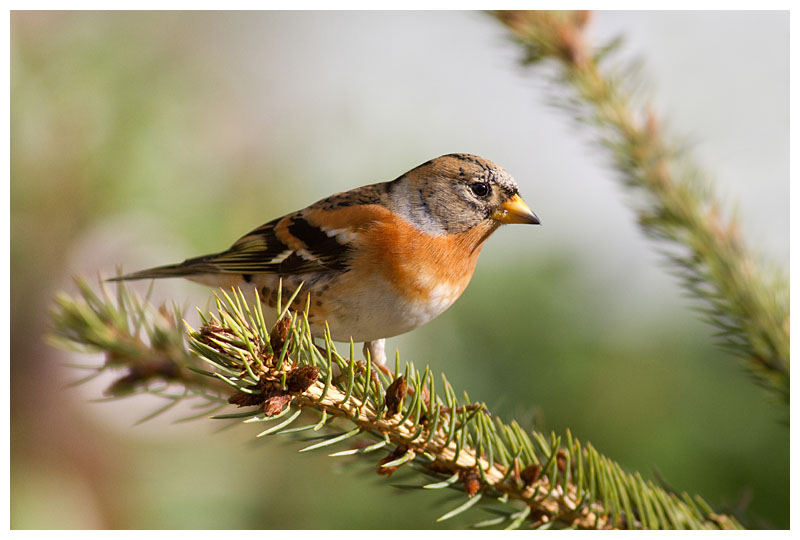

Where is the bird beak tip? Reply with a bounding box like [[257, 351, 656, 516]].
[[494, 194, 540, 225]]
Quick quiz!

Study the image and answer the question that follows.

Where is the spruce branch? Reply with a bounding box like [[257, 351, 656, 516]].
[[490, 10, 789, 403], [50, 279, 742, 530]]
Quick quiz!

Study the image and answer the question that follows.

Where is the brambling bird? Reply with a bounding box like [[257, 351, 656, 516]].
[[111, 153, 539, 366]]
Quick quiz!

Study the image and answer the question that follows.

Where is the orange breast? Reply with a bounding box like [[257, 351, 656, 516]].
[[305, 203, 499, 303], [353, 212, 499, 302]]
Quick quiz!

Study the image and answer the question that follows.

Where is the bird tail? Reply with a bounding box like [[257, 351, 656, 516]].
[[107, 256, 220, 281]]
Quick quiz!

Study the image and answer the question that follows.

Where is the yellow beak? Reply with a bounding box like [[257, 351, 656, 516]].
[[492, 194, 540, 225]]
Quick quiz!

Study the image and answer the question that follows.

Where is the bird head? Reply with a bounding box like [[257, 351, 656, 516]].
[[389, 153, 539, 235]]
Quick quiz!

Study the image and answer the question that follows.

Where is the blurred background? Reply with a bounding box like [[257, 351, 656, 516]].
[[10, 11, 788, 529]]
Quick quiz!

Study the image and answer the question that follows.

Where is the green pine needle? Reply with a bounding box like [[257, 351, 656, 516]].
[[491, 9, 789, 405], [49, 278, 743, 529]]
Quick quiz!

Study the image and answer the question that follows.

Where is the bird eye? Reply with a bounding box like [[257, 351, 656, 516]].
[[470, 182, 490, 197]]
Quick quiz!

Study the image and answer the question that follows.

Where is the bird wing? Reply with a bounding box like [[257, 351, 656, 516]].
[[208, 183, 392, 275], [111, 185, 391, 281], [208, 211, 353, 275]]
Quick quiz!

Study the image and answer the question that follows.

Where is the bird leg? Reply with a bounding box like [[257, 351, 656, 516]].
[[363, 339, 386, 366], [364, 339, 395, 377]]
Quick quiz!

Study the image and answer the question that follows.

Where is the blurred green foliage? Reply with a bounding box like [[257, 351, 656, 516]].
[[10, 11, 787, 529]]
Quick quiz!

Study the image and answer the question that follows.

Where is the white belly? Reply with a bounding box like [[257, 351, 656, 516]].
[[320, 275, 462, 342]]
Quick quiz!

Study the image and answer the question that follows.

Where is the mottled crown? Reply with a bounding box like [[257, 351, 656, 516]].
[[386, 154, 521, 235]]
